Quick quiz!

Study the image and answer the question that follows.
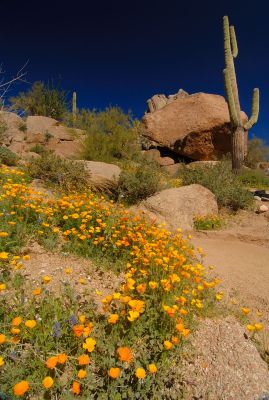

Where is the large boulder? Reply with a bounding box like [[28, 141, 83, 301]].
[[134, 184, 218, 231], [79, 160, 121, 192], [0, 111, 25, 145], [143, 92, 248, 161], [26, 116, 84, 141]]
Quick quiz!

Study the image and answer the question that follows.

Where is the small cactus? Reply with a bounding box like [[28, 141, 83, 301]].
[[223, 15, 260, 172], [72, 91, 77, 122]]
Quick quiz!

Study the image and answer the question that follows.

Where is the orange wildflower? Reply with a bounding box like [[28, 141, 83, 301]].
[[12, 316, 22, 326], [46, 356, 58, 369], [117, 347, 133, 363], [42, 376, 54, 389], [108, 367, 121, 379], [13, 381, 29, 396], [78, 354, 90, 365], [77, 369, 87, 379], [71, 381, 81, 395], [108, 314, 119, 324], [57, 353, 68, 364], [72, 324, 84, 337], [135, 367, 146, 379], [0, 334, 6, 344]]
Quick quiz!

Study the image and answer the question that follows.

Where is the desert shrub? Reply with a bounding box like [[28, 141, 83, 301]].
[[245, 136, 269, 168], [9, 81, 68, 120], [18, 122, 27, 133], [178, 162, 253, 210], [29, 144, 46, 155], [116, 162, 162, 204], [0, 146, 19, 166], [194, 214, 223, 230], [27, 152, 91, 192], [238, 168, 269, 188], [77, 107, 141, 163]]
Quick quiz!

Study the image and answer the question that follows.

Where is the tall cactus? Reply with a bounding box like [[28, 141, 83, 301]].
[[72, 91, 77, 123], [223, 15, 259, 172]]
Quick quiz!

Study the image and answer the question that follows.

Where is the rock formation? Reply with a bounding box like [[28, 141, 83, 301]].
[[143, 92, 248, 161]]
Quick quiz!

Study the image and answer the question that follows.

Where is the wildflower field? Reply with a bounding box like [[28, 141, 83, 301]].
[[0, 165, 263, 399]]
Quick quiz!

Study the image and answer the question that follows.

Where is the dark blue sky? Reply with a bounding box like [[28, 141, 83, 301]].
[[1, 0, 269, 143]]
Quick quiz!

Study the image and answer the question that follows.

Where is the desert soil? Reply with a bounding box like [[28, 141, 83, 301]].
[[191, 210, 269, 320]]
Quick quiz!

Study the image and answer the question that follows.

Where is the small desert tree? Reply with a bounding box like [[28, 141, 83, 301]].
[[9, 81, 68, 120], [245, 135, 269, 168], [223, 15, 259, 172]]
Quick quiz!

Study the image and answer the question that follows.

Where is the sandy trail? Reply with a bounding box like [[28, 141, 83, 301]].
[[191, 235, 269, 319]]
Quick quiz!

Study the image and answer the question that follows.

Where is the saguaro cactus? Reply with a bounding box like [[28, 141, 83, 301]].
[[72, 91, 77, 123], [223, 15, 259, 172]]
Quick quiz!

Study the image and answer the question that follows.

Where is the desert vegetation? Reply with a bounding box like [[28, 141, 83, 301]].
[[0, 12, 269, 400]]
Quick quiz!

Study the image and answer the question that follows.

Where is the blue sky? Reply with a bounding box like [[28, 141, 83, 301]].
[[1, 0, 268, 144]]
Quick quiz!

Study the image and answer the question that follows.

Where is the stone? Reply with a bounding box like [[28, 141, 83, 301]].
[[0, 111, 25, 145], [26, 132, 46, 144], [79, 160, 122, 192], [53, 141, 82, 158], [135, 184, 218, 231], [258, 205, 269, 213], [156, 156, 175, 166], [143, 92, 248, 161], [181, 317, 269, 400], [26, 115, 58, 133], [8, 142, 25, 155], [187, 160, 220, 169], [162, 164, 181, 177], [254, 196, 262, 201], [147, 89, 189, 113], [143, 148, 161, 162]]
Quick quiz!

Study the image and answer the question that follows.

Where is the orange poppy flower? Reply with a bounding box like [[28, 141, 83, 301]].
[[117, 347, 133, 363]]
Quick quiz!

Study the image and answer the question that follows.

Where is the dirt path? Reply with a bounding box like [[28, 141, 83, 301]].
[[191, 211, 269, 320]]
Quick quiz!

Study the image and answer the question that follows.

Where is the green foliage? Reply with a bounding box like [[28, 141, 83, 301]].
[[70, 107, 141, 163], [27, 152, 91, 193], [18, 122, 27, 133], [245, 136, 269, 168], [178, 162, 253, 210], [9, 81, 68, 120], [0, 147, 19, 166], [194, 215, 223, 230], [29, 144, 46, 154], [238, 168, 269, 188], [116, 162, 162, 204]]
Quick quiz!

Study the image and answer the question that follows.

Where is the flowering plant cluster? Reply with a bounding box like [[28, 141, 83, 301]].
[[0, 165, 263, 399]]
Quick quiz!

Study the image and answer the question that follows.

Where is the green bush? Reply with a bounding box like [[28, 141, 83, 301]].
[[194, 214, 223, 230], [0, 146, 19, 166], [238, 169, 269, 188], [76, 107, 141, 163], [29, 144, 46, 155], [178, 162, 253, 210], [245, 136, 269, 168], [27, 152, 91, 193], [116, 162, 162, 204], [9, 81, 68, 120]]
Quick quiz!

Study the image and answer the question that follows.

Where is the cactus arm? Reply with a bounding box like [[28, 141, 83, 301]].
[[223, 16, 241, 124], [244, 88, 260, 130], [223, 16, 231, 68], [223, 69, 238, 126], [229, 26, 238, 58]]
